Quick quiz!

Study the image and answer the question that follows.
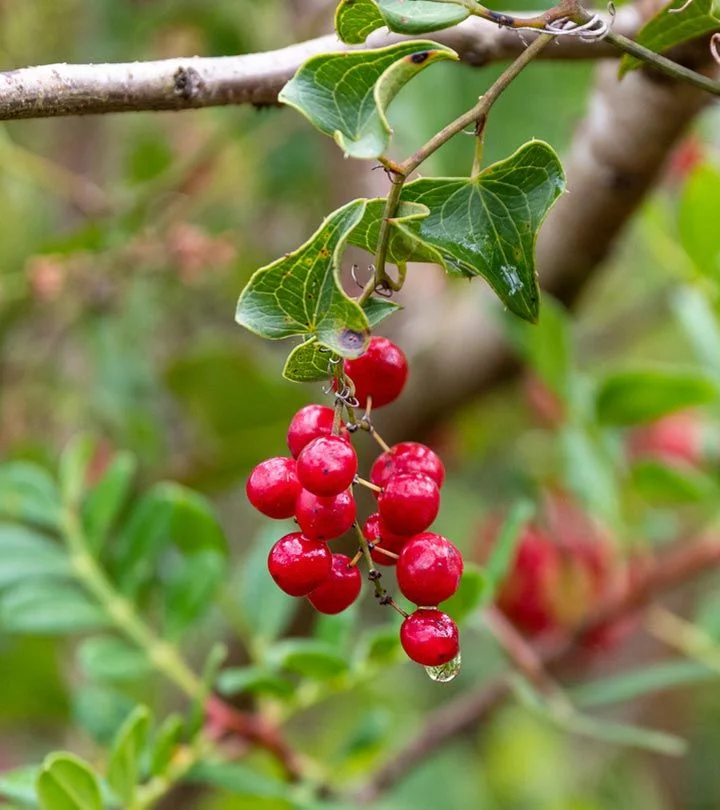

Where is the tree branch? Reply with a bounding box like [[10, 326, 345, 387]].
[[353, 533, 720, 804], [0, 10, 639, 121]]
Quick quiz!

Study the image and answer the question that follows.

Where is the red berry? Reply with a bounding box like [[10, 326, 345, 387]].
[[295, 488, 356, 542], [397, 532, 463, 605], [362, 512, 412, 566], [296, 435, 358, 497], [246, 457, 300, 519], [308, 553, 362, 614], [267, 532, 331, 596], [344, 336, 408, 409], [626, 412, 701, 466], [370, 442, 445, 490], [400, 609, 459, 666], [378, 473, 440, 536], [287, 404, 346, 458]]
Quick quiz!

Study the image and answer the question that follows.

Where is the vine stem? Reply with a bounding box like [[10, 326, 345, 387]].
[[358, 33, 553, 302], [60, 507, 303, 781]]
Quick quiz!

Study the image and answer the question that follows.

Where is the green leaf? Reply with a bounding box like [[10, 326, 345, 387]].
[[619, 0, 719, 75], [269, 639, 349, 679], [595, 367, 717, 426], [507, 295, 573, 398], [236, 200, 371, 358], [283, 339, 334, 383], [279, 41, 458, 159], [631, 459, 719, 504], [150, 714, 184, 776], [188, 761, 288, 799], [0, 462, 61, 531], [679, 164, 720, 278], [0, 523, 71, 588], [0, 766, 40, 806], [106, 706, 151, 804], [59, 435, 96, 508], [162, 549, 226, 638], [485, 500, 534, 586], [572, 660, 716, 709], [349, 141, 566, 322], [36, 753, 102, 810], [82, 451, 136, 549], [560, 426, 620, 526], [335, 0, 468, 44], [673, 285, 720, 376], [362, 296, 402, 327], [357, 625, 402, 666], [0, 582, 110, 635], [77, 637, 152, 684], [72, 687, 136, 748], [314, 603, 358, 649], [442, 563, 492, 623], [237, 526, 297, 642], [216, 666, 295, 699]]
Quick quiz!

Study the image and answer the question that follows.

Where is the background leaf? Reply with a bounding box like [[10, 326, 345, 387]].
[[0, 463, 61, 530], [0, 582, 110, 635], [36, 754, 102, 810], [77, 637, 152, 684], [81, 451, 136, 549], [0, 523, 71, 588], [335, 0, 468, 44], [106, 705, 151, 804]]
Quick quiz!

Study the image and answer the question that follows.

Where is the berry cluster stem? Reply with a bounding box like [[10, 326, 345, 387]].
[[353, 521, 409, 617]]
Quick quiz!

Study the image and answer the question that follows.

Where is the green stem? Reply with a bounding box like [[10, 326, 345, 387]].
[[61, 508, 203, 699], [131, 743, 205, 810], [574, 8, 720, 97]]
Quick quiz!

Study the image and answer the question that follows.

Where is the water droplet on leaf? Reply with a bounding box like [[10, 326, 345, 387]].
[[425, 652, 461, 683]]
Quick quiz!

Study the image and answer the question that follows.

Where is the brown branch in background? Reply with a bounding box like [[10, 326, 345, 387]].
[[353, 534, 720, 804], [0, 10, 638, 121], [205, 696, 303, 782]]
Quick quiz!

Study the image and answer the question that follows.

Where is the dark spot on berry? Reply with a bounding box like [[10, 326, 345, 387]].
[[410, 51, 429, 65]]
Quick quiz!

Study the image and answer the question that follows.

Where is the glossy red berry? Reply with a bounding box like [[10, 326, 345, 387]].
[[362, 512, 412, 566], [308, 553, 362, 614], [287, 404, 346, 458], [370, 442, 445, 490], [295, 488, 356, 542], [344, 336, 408, 409], [378, 473, 440, 536], [296, 435, 358, 497], [397, 532, 463, 605], [246, 457, 300, 519], [400, 609, 459, 666], [267, 532, 332, 596]]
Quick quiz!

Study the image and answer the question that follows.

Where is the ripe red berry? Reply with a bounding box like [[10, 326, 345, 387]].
[[344, 336, 408, 409], [287, 404, 346, 458], [378, 473, 440, 536], [308, 553, 362, 614], [295, 488, 356, 541], [246, 457, 300, 519], [400, 609, 459, 666], [267, 532, 332, 596], [296, 435, 358, 497], [362, 512, 412, 566], [370, 442, 445, 490], [397, 532, 463, 605]]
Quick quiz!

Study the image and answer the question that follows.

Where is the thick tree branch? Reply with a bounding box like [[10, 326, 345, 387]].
[[353, 533, 720, 803], [0, 10, 639, 121]]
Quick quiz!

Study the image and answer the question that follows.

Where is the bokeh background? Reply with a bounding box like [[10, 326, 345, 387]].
[[2, 1, 720, 808]]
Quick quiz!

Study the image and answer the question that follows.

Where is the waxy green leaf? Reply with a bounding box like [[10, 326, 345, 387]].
[[36, 753, 102, 810], [335, 0, 468, 44], [349, 141, 566, 321], [236, 200, 371, 359], [620, 0, 720, 75], [107, 706, 151, 804], [279, 41, 458, 159]]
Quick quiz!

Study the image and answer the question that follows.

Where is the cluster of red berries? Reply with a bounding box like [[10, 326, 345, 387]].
[[246, 337, 463, 669]]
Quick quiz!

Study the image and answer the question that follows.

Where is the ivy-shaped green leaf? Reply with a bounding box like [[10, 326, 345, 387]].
[[335, 0, 468, 44], [619, 0, 719, 75], [279, 41, 458, 159], [236, 201, 371, 358], [349, 141, 566, 322]]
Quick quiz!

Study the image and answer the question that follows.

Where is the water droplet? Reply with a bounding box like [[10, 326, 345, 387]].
[[425, 652, 461, 683]]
